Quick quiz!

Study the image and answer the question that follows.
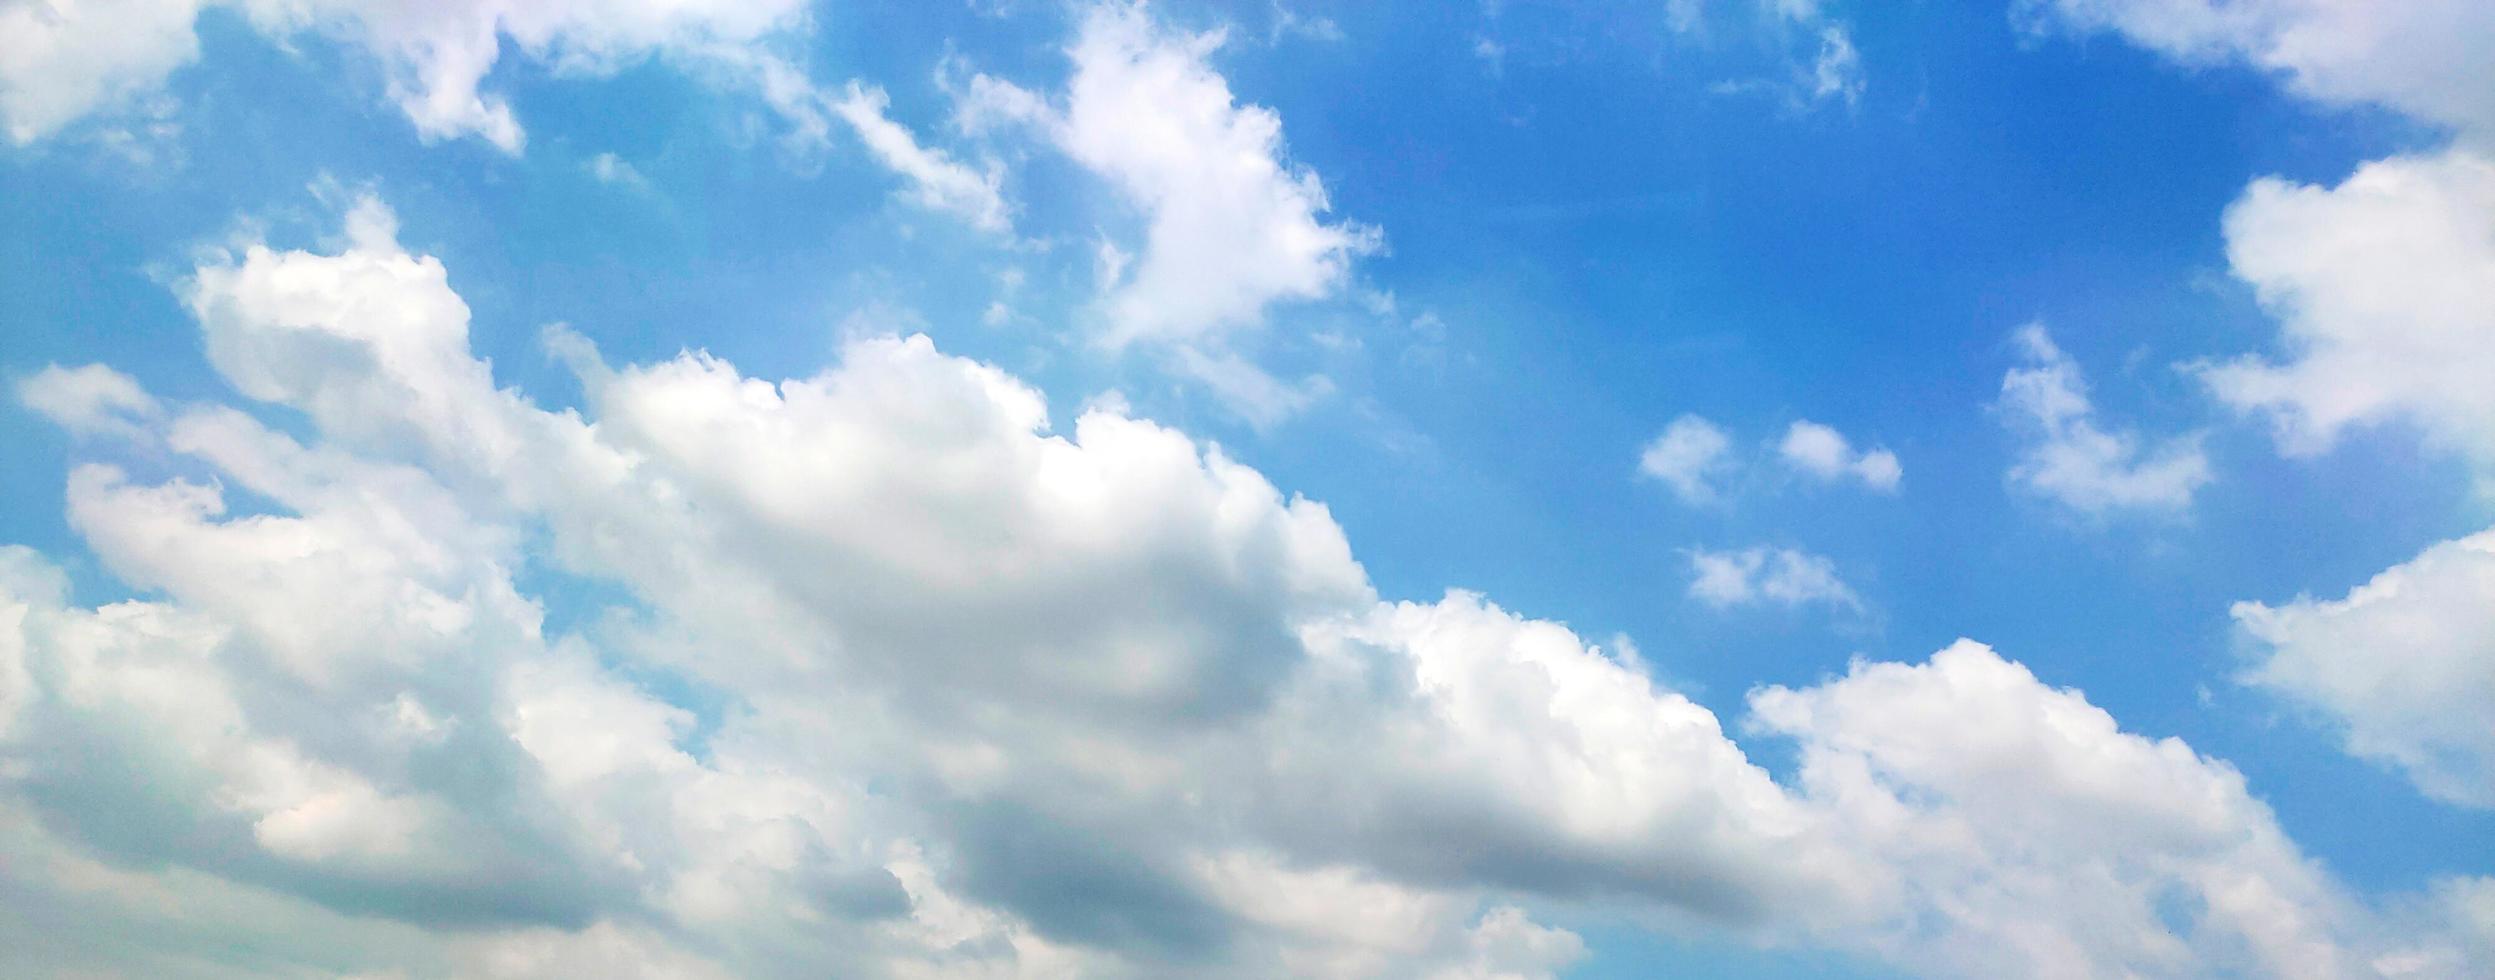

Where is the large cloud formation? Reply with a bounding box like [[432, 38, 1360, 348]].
[[2231, 531, 2495, 810], [6, 196, 2489, 978], [2028, 1, 2495, 478], [2029, 0, 2495, 826]]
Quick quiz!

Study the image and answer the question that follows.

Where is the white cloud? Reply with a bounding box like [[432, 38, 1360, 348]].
[[961, 2, 1379, 351], [583, 151, 649, 190], [1170, 346, 1333, 430], [4, 193, 2487, 978], [2021, 0, 2495, 142], [1687, 1, 1868, 109], [2027, 1, 2495, 486], [1425, 906, 1588, 980], [1778, 420, 1901, 492], [0, 0, 1012, 233], [1807, 25, 1865, 107], [831, 82, 1012, 234], [1999, 324, 2212, 516], [2196, 150, 2495, 473], [1749, 640, 2475, 979], [16, 363, 162, 439], [0, 0, 810, 152], [1687, 546, 1864, 615], [2231, 528, 2495, 809], [1638, 414, 1734, 505], [0, 0, 205, 145]]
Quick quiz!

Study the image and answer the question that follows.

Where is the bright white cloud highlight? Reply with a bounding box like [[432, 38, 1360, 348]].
[[1779, 420, 1901, 492], [2232, 529, 2495, 809], [1638, 414, 1733, 505], [1999, 324, 2212, 516]]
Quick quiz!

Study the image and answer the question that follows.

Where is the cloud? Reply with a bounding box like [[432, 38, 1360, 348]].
[[1644, 415, 1901, 506], [1687, 546, 1865, 616], [831, 82, 1012, 234], [16, 363, 163, 439], [2020, 0, 2495, 142], [1806, 25, 1865, 107], [2231, 529, 2495, 809], [2195, 150, 2495, 475], [0, 0, 1011, 234], [2028, 1, 2495, 487], [1638, 414, 1734, 505], [0, 0, 205, 145], [3, 193, 2486, 978], [959, 2, 1379, 351], [1749, 640, 2491, 979], [1778, 420, 1901, 492], [1998, 324, 2212, 516], [1, 194, 1787, 975], [0, 0, 809, 152], [584, 152, 650, 191]]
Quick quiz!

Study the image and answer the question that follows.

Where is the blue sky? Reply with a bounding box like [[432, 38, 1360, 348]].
[[3, 1, 2492, 977]]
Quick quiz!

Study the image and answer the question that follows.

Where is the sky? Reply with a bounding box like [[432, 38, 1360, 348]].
[[1, 1, 2491, 977]]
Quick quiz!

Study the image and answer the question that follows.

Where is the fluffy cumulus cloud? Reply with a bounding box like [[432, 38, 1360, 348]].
[[1639, 413, 1734, 505], [2231, 530, 2495, 809], [2028, 0, 2495, 823], [1998, 324, 2212, 516], [2197, 151, 2495, 473], [7, 190, 2489, 978], [1779, 420, 1901, 492], [957, 2, 1378, 352], [1750, 641, 2493, 980]]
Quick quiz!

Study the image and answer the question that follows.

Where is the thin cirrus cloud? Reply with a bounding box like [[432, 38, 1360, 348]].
[[2, 191, 2485, 978]]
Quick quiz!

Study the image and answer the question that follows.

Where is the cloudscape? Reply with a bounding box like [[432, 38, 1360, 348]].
[[1, 2, 2490, 977]]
